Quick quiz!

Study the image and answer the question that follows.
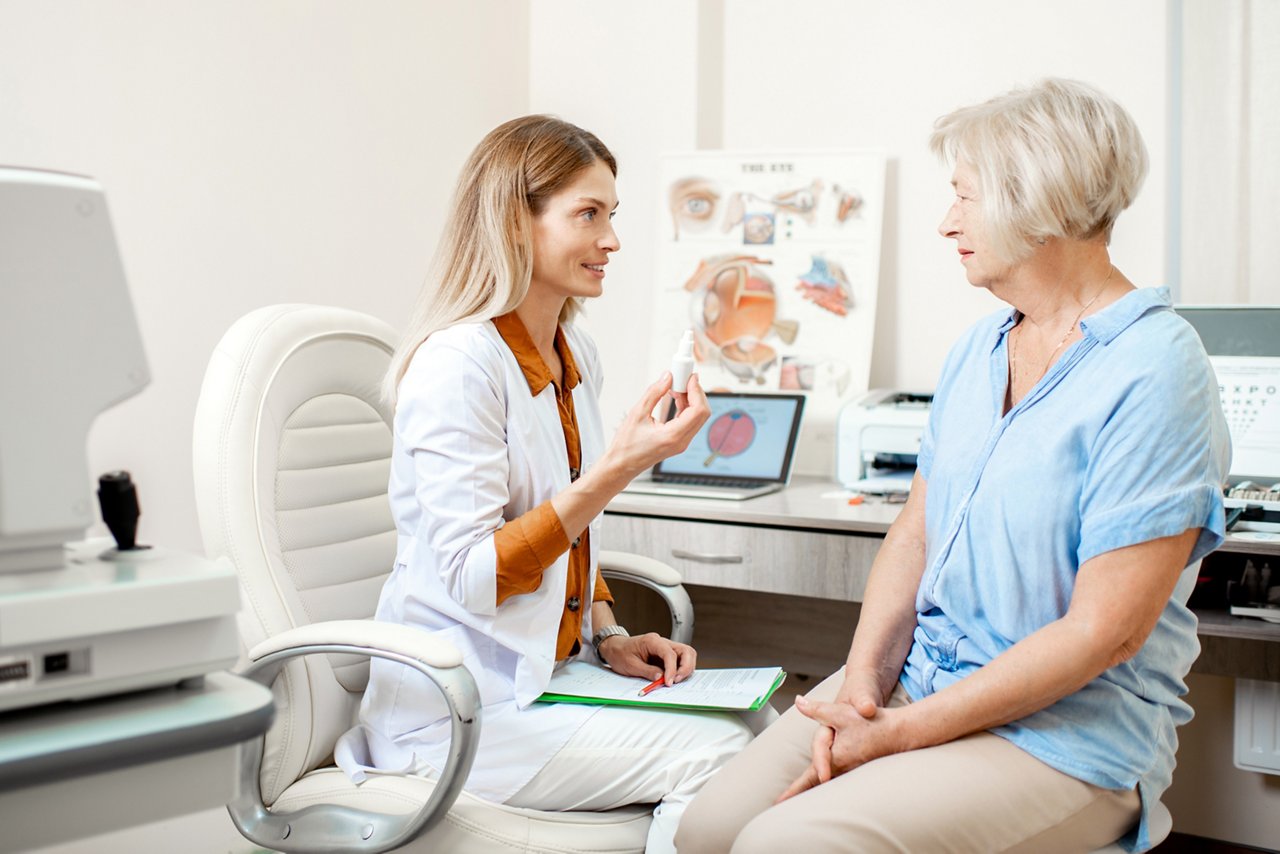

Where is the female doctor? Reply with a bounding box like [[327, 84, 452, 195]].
[[336, 115, 754, 854]]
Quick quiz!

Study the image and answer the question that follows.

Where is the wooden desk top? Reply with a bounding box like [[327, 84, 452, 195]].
[[608, 475, 1280, 557]]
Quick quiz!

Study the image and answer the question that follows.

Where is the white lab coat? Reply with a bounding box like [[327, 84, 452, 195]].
[[335, 319, 610, 803]]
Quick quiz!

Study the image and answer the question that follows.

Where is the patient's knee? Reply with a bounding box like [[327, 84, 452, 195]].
[[674, 783, 749, 854], [729, 808, 899, 854], [726, 811, 794, 854]]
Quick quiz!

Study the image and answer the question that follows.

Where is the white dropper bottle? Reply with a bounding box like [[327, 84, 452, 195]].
[[671, 329, 696, 393]]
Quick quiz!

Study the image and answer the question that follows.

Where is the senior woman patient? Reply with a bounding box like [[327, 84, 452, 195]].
[[677, 79, 1229, 854]]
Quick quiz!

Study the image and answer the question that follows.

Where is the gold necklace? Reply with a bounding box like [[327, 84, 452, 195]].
[[1010, 265, 1115, 394]]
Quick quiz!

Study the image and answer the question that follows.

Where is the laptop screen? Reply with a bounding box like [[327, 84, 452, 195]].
[[654, 392, 805, 482]]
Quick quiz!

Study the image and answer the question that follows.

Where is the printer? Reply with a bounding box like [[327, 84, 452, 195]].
[[0, 167, 239, 713], [836, 389, 933, 491]]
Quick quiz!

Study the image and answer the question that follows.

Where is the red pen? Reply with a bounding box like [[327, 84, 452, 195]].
[[638, 676, 667, 697]]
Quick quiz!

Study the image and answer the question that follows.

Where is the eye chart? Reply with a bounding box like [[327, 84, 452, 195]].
[[1212, 356, 1280, 480]]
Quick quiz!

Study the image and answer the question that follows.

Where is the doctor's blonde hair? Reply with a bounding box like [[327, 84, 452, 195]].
[[386, 115, 617, 401], [931, 78, 1148, 264]]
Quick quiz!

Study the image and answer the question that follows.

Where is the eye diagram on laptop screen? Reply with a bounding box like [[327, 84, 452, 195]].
[[657, 393, 803, 481], [704, 409, 756, 466]]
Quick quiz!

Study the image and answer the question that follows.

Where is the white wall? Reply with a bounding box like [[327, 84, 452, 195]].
[[529, 0, 704, 433], [0, 0, 529, 552], [721, 0, 1170, 393], [531, 0, 1170, 449], [1179, 0, 1280, 305]]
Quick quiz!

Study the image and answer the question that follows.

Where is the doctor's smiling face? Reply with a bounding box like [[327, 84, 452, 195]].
[[939, 160, 1009, 289], [529, 158, 620, 303]]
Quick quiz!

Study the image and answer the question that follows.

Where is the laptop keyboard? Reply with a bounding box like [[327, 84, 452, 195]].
[[659, 475, 769, 489]]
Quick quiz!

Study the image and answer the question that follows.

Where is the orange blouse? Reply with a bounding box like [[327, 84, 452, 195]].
[[490, 312, 612, 660]]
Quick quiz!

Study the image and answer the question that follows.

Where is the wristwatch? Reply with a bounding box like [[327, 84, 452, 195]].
[[592, 624, 630, 652]]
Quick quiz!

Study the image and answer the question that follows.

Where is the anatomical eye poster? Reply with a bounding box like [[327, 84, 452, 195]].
[[653, 150, 886, 473]]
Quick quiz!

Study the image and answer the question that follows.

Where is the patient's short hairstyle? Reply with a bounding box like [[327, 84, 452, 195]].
[[931, 78, 1148, 264]]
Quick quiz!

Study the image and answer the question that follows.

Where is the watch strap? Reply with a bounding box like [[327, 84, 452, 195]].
[[592, 624, 630, 649]]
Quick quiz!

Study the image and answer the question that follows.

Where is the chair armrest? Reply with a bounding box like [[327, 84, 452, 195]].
[[246, 619, 463, 669], [230, 620, 478, 854], [598, 550, 682, 586], [599, 550, 694, 645]]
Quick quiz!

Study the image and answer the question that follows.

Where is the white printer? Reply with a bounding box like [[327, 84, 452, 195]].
[[836, 389, 933, 490]]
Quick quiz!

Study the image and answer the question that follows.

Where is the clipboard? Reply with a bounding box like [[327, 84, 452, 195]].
[[536, 661, 786, 712]]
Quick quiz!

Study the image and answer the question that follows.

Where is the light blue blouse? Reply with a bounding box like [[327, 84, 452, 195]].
[[900, 287, 1229, 852]]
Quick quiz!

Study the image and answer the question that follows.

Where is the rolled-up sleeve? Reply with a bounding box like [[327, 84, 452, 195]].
[[593, 570, 613, 605], [1077, 338, 1230, 567], [495, 500, 570, 604]]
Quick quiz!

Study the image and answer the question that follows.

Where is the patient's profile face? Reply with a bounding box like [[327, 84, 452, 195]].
[[938, 161, 1006, 288], [529, 159, 621, 303]]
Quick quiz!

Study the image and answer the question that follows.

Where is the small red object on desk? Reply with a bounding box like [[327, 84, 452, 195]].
[[638, 676, 667, 697]]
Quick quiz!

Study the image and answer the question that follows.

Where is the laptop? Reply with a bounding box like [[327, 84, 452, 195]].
[[622, 392, 806, 500]]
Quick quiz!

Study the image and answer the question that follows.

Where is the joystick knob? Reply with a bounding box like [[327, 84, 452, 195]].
[[97, 470, 141, 551]]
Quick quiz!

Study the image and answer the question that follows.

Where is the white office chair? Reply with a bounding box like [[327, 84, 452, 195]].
[[193, 304, 695, 854]]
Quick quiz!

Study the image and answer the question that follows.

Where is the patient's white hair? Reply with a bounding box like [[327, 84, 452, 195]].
[[931, 78, 1148, 264]]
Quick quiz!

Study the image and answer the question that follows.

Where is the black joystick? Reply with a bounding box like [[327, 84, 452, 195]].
[[98, 470, 143, 551]]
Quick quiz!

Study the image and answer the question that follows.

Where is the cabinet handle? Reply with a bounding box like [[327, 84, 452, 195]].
[[670, 549, 744, 565]]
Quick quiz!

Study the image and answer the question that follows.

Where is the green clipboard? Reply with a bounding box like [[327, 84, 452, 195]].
[[536, 665, 787, 712]]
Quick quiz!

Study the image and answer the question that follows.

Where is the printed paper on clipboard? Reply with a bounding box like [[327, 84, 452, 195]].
[[536, 661, 786, 712]]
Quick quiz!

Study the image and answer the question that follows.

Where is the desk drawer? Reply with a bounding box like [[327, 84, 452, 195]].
[[601, 514, 879, 602]]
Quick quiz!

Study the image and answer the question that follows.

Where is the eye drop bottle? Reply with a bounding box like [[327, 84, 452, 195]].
[[671, 330, 696, 393]]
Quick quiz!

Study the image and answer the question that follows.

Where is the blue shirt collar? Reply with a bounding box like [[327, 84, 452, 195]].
[[994, 286, 1171, 346], [1080, 286, 1171, 344]]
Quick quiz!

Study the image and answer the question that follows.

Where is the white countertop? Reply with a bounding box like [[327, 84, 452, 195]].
[[607, 475, 901, 535]]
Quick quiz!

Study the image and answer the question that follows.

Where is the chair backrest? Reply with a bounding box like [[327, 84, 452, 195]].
[[193, 304, 399, 804]]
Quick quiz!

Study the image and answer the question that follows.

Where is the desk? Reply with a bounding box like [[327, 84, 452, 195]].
[[604, 476, 1280, 685]]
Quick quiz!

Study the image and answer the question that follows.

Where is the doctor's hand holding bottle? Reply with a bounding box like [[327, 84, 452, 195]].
[[602, 369, 709, 481]]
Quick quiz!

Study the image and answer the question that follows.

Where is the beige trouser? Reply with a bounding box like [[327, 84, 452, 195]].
[[675, 669, 1140, 854]]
